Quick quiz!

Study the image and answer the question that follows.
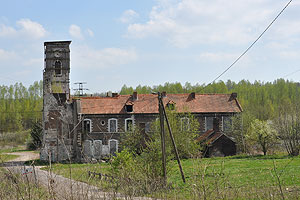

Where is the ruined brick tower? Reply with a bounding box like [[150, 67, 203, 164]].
[[40, 41, 75, 162]]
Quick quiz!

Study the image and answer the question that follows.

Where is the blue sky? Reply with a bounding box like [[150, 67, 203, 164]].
[[0, 0, 299, 93]]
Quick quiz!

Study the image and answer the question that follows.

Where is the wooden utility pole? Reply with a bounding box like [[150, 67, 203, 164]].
[[158, 96, 186, 183], [157, 92, 186, 183], [158, 92, 167, 182]]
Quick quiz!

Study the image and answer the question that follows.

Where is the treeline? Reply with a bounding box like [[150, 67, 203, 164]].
[[0, 81, 43, 132], [120, 79, 300, 120]]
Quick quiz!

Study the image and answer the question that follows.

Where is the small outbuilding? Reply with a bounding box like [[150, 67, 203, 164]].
[[196, 118, 236, 157]]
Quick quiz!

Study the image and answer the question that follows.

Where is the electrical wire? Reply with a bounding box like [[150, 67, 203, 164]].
[[208, 0, 293, 85], [283, 69, 300, 78]]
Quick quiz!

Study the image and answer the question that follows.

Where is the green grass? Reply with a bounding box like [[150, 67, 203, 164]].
[[0, 146, 26, 154], [0, 154, 18, 162], [42, 156, 300, 199]]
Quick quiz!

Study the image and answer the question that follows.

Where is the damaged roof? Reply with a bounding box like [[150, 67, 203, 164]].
[[196, 129, 225, 145], [78, 93, 242, 115]]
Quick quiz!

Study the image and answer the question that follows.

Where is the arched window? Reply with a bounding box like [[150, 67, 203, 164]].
[[54, 60, 62, 75], [108, 118, 118, 132], [125, 118, 134, 132], [83, 119, 92, 133]]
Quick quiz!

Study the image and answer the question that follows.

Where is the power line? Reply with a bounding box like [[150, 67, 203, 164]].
[[283, 69, 300, 78], [208, 0, 293, 85]]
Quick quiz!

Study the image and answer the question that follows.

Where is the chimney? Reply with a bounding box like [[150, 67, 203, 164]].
[[112, 93, 118, 97], [190, 92, 196, 99], [229, 92, 237, 101], [132, 91, 138, 101], [213, 118, 220, 132], [162, 91, 167, 98]]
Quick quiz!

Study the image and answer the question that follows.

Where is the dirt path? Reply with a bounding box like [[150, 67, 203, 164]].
[[5, 151, 40, 162], [3, 151, 154, 200]]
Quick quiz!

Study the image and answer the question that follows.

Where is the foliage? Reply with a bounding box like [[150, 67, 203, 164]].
[[0, 81, 43, 132], [246, 119, 278, 155], [275, 103, 300, 156], [119, 126, 145, 155], [110, 148, 136, 173], [26, 121, 43, 150], [0, 130, 30, 147]]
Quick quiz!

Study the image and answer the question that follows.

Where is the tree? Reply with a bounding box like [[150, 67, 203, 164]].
[[26, 121, 43, 150], [246, 119, 277, 155], [275, 103, 300, 156]]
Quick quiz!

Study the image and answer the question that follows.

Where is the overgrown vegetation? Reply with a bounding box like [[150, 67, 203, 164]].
[[0, 168, 52, 200], [0, 130, 30, 148], [45, 155, 300, 199]]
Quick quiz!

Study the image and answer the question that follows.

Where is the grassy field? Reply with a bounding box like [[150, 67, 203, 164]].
[[0, 147, 24, 162], [43, 155, 300, 199]]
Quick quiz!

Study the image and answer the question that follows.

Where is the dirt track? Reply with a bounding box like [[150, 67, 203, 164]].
[[3, 151, 153, 200], [5, 151, 40, 162]]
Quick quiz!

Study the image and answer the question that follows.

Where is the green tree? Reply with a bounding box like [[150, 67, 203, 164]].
[[246, 119, 277, 155]]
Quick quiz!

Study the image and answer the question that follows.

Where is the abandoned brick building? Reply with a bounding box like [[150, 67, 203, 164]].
[[40, 41, 242, 162]]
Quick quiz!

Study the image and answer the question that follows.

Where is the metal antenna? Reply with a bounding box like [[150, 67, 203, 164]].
[[74, 82, 89, 96]]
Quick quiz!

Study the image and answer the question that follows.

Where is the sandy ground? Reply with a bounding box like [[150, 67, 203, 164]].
[[2, 151, 154, 200]]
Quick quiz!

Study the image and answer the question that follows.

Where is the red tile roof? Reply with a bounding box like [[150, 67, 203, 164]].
[[196, 130, 226, 145], [79, 93, 242, 114]]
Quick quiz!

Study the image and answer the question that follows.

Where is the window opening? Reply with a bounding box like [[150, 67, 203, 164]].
[[125, 105, 133, 112], [125, 119, 133, 132], [108, 118, 117, 132], [205, 117, 213, 131], [109, 139, 118, 155], [222, 116, 232, 132], [181, 117, 190, 131], [83, 119, 91, 133], [54, 60, 62, 75]]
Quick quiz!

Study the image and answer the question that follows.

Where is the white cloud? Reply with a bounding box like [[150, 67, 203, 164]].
[[0, 18, 46, 39], [197, 52, 239, 62], [120, 9, 139, 23], [0, 49, 18, 61], [72, 45, 137, 69], [279, 50, 300, 59], [126, 0, 291, 48], [16, 19, 46, 39], [0, 24, 17, 37], [86, 28, 94, 37], [69, 24, 84, 39]]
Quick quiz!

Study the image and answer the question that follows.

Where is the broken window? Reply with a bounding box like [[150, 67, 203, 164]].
[[108, 118, 117, 132], [83, 119, 91, 133], [205, 117, 213, 131], [125, 118, 133, 132], [54, 60, 62, 75], [109, 139, 118, 155], [167, 100, 176, 110], [222, 116, 232, 132], [125, 104, 133, 112], [181, 117, 190, 131]]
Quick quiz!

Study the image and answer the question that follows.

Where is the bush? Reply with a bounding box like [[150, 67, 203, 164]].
[[0, 131, 29, 147], [26, 121, 42, 150]]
